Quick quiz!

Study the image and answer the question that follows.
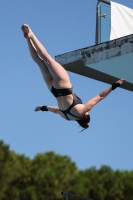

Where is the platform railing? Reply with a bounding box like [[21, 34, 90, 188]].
[[95, 0, 110, 44], [61, 191, 94, 200], [99, 0, 110, 5]]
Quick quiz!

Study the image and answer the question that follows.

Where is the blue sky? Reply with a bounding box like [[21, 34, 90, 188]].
[[0, 0, 133, 171]]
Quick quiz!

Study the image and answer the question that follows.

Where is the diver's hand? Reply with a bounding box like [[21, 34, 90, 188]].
[[34, 105, 48, 112], [34, 106, 42, 111], [112, 79, 126, 90], [116, 79, 126, 85]]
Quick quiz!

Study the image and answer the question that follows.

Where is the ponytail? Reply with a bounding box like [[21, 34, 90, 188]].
[[77, 114, 90, 132]]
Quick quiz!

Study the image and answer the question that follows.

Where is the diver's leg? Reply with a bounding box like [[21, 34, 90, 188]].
[[21, 24, 72, 89], [25, 37, 53, 90]]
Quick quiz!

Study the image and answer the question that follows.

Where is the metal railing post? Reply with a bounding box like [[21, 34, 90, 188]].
[[95, 0, 111, 44], [95, 0, 101, 44]]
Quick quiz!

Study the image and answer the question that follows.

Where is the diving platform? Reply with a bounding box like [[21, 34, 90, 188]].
[[55, 34, 133, 92]]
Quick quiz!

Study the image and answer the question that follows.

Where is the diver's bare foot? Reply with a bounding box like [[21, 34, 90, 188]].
[[21, 24, 33, 39]]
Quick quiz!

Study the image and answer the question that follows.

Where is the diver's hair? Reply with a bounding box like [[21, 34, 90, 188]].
[[77, 114, 90, 132]]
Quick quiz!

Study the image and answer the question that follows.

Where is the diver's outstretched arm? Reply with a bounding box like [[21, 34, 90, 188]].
[[83, 79, 126, 112], [99, 79, 126, 99], [35, 105, 60, 114]]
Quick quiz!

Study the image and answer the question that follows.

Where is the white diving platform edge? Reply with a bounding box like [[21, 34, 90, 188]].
[[55, 34, 133, 92]]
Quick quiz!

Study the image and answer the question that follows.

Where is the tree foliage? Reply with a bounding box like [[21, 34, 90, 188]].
[[0, 140, 133, 200]]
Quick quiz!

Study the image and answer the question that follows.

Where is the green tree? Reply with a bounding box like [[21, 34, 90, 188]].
[[122, 171, 133, 200], [31, 151, 79, 200], [0, 140, 18, 200], [0, 140, 36, 200], [1, 140, 133, 200]]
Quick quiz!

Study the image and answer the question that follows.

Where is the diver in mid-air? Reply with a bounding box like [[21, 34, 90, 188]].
[[21, 24, 126, 131]]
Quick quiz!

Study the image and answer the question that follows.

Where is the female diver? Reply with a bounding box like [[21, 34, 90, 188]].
[[21, 24, 126, 131]]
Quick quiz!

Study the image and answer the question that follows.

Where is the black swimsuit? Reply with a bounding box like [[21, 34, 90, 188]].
[[51, 86, 82, 120]]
